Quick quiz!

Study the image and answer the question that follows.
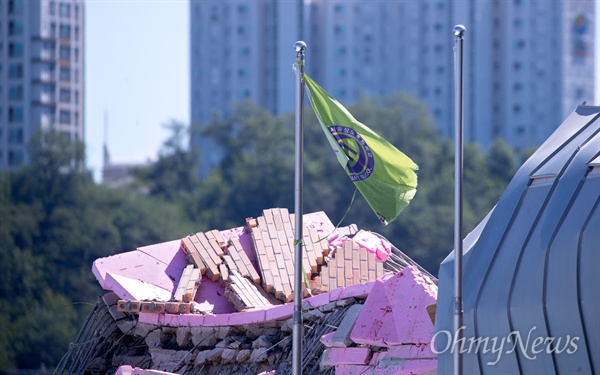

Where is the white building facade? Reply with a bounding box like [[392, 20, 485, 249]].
[[0, 0, 85, 170], [190, 0, 595, 172]]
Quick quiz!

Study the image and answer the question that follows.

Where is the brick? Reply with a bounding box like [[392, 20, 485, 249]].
[[165, 301, 191, 315], [209, 229, 226, 251], [246, 217, 258, 228], [140, 301, 166, 314], [117, 300, 141, 313], [195, 234, 222, 280]]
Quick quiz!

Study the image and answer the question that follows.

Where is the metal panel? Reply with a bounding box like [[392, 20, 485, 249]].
[[436, 105, 600, 374], [474, 185, 551, 373], [546, 177, 599, 374], [579, 201, 600, 374]]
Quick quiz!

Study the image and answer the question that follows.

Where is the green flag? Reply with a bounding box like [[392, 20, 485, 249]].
[[304, 74, 418, 225]]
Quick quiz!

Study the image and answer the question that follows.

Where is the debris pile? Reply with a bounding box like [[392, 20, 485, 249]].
[[58, 208, 438, 374]]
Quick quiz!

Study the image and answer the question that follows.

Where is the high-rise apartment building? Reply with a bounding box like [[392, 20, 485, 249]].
[[190, 0, 595, 173], [190, 0, 303, 176], [0, 0, 85, 170]]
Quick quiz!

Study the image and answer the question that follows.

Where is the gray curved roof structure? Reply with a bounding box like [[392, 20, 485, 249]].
[[436, 105, 600, 374]]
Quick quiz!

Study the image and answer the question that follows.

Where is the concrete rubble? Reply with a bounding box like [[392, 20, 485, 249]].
[[60, 208, 438, 374]]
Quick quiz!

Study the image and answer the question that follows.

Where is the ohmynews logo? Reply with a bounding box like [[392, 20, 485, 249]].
[[431, 326, 579, 365]]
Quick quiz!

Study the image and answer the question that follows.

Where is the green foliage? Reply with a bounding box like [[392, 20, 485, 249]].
[[0, 130, 194, 371], [0, 98, 521, 370], [190, 95, 519, 272]]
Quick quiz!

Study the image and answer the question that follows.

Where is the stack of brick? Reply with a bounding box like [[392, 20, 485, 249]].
[[318, 238, 385, 290], [180, 230, 226, 282], [250, 208, 327, 303]]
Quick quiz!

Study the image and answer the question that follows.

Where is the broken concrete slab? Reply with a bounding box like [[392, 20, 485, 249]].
[[331, 304, 362, 347]]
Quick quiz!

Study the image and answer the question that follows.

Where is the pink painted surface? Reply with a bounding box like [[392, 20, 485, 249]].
[[321, 347, 372, 367], [370, 344, 437, 366], [353, 230, 391, 262], [163, 313, 205, 327], [320, 331, 335, 348], [339, 281, 375, 300], [304, 292, 330, 308], [104, 272, 171, 301], [328, 287, 344, 302], [350, 266, 437, 346], [193, 275, 235, 314], [138, 312, 161, 325], [304, 211, 335, 234], [350, 280, 400, 346], [92, 240, 183, 298], [137, 240, 188, 282], [227, 309, 266, 325], [115, 365, 177, 375], [264, 303, 294, 322], [334, 361, 437, 375], [327, 232, 349, 248]]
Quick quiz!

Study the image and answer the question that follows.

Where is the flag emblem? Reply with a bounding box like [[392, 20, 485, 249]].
[[328, 126, 374, 181]]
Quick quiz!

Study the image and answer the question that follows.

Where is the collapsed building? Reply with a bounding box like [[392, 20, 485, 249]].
[[58, 104, 600, 375], [56, 208, 438, 375]]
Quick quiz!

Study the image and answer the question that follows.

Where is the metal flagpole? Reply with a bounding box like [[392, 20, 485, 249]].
[[453, 25, 466, 375], [292, 40, 307, 375]]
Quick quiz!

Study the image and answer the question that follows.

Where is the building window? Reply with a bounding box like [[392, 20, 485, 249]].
[[334, 25, 346, 35], [8, 107, 23, 123], [8, 0, 24, 15], [238, 89, 250, 99], [334, 4, 346, 13], [59, 110, 71, 124], [59, 46, 70, 60], [335, 46, 346, 56], [74, 90, 79, 104], [238, 4, 249, 14], [74, 4, 79, 19], [8, 149, 24, 167], [8, 20, 24, 36], [238, 47, 250, 57], [60, 67, 70, 82], [8, 43, 23, 58], [8, 128, 23, 144], [334, 67, 346, 77], [8, 64, 23, 79], [74, 26, 79, 41], [516, 39, 526, 48], [59, 24, 71, 39], [50, 1, 56, 15], [59, 88, 71, 103], [59, 3, 71, 17], [8, 86, 23, 100]]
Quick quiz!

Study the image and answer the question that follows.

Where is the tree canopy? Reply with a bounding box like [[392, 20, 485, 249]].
[[0, 94, 523, 371]]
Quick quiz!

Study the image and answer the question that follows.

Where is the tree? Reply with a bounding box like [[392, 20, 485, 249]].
[[133, 120, 199, 200]]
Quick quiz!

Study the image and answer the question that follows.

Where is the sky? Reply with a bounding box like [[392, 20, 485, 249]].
[[85, 1, 600, 182], [85, 0, 189, 181]]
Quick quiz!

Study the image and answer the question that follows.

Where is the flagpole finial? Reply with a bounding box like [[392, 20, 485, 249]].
[[453, 25, 466, 38], [294, 40, 307, 53]]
